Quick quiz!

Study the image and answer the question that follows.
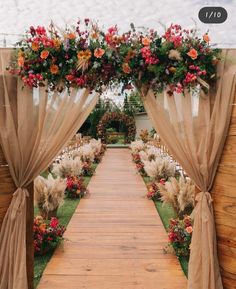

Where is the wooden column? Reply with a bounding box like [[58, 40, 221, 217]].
[[211, 87, 236, 289], [0, 146, 34, 289]]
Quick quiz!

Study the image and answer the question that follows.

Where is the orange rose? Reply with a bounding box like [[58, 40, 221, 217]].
[[142, 37, 151, 46], [66, 33, 76, 40], [40, 50, 49, 59], [18, 56, 24, 67], [39, 223, 46, 232], [203, 34, 210, 43], [32, 42, 39, 51], [50, 64, 59, 74], [187, 48, 198, 60], [91, 31, 99, 39], [94, 48, 105, 58], [122, 63, 132, 74], [186, 226, 193, 234]]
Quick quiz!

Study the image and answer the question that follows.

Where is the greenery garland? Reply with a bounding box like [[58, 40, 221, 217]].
[[8, 20, 221, 95], [97, 112, 136, 143]]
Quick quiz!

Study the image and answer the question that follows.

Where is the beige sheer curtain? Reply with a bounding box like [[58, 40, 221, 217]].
[[0, 49, 99, 289], [140, 49, 236, 289]]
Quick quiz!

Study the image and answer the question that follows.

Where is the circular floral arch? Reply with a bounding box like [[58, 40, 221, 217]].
[[97, 112, 136, 143]]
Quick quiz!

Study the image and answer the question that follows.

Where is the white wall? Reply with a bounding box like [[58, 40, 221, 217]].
[[134, 112, 153, 137]]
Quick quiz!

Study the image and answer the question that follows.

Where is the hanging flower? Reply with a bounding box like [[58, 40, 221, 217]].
[[122, 63, 132, 74], [187, 48, 198, 60], [142, 37, 151, 46], [50, 64, 59, 74], [40, 50, 50, 59], [94, 48, 105, 58], [17, 56, 24, 67], [31, 41, 40, 51], [203, 34, 210, 43], [66, 32, 76, 40]]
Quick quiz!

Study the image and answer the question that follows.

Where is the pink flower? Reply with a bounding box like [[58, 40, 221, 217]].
[[50, 217, 59, 229], [184, 72, 197, 84], [185, 226, 193, 234]]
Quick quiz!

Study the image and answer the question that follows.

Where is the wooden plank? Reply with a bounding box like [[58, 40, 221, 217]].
[[211, 88, 236, 289], [38, 149, 186, 289]]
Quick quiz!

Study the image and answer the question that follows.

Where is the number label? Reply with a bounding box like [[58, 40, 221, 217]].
[[199, 7, 227, 23]]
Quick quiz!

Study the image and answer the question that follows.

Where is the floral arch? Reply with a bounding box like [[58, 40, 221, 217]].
[[1, 17, 236, 289], [97, 111, 136, 143]]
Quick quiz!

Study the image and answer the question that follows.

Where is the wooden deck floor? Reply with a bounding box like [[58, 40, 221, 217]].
[[38, 148, 187, 289]]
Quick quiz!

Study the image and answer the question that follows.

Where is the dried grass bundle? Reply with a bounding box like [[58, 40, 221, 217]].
[[52, 156, 82, 178], [34, 173, 66, 216], [143, 157, 176, 180], [130, 140, 146, 153], [158, 176, 195, 215]]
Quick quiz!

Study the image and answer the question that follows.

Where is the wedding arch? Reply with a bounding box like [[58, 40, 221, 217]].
[[97, 111, 136, 143], [0, 19, 235, 289]]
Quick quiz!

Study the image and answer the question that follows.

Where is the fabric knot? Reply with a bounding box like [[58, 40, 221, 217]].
[[195, 191, 212, 204], [13, 187, 29, 197]]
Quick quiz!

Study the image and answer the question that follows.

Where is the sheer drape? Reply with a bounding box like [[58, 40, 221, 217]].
[[140, 49, 236, 289], [0, 49, 99, 289]]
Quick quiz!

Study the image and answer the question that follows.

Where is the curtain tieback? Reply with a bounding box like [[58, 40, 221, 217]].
[[11, 188, 29, 219], [13, 187, 29, 197], [191, 191, 213, 222], [192, 192, 213, 223], [195, 191, 212, 203]]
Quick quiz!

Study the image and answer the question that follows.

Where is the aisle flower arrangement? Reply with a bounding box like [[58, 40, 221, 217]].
[[82, 161, 94, 176], [34, 216, 65, 256], [167, 215, 193, 258], [65, 175, 88, 198], [8, 20, 220, 94], [146, 179, 165, 200]]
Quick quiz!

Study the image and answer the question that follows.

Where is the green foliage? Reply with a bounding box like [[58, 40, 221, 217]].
[[122, 91, 145, 116], [79, 97, 120, 138]]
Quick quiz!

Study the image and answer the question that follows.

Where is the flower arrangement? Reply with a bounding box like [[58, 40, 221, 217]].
[[132, 153, 141, 164], [34, 174, 66, 219], [82, 161, 94, 176], [136, 162, 146, 176], [8, 21, 220, 94], [34, 216, 65, 255], [65, 175, 88, 198], [167, 215, 193, 258], [146, 179, 165, 200], [97, 112, 136, 143]]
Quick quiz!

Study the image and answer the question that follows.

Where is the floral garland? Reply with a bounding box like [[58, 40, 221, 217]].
[[8, 20, 221, 94], [97, 112, 136, 143]]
